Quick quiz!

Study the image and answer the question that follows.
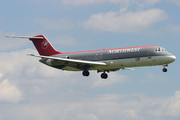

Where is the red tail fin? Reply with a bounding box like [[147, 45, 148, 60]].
[[29, 35, 61, 56]]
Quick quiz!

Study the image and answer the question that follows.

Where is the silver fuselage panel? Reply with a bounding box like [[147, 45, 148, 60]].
[[39, 46, 176, 71]]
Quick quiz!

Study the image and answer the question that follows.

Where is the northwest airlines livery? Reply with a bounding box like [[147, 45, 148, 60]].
[[6, 35, 176, 79]]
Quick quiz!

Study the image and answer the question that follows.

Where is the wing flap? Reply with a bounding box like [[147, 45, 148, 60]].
[[122, 68, 134, 71], [28, 54, 107, 66]]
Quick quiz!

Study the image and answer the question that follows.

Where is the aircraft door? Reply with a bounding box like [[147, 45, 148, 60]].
[[95, 53, 103, 60], [95, 54, 98, 60], [147, 51, 151, 59], [99, 53, 103, 59]]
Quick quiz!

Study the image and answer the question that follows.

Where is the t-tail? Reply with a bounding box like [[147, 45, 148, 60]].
[[6, 35, 62, 56], [29, 35, 61, 56]]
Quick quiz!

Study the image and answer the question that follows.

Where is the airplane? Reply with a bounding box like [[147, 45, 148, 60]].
[[6, 35, 176, 79]]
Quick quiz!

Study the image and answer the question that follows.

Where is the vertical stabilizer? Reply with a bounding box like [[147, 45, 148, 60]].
[[29, 35, 61, 56]]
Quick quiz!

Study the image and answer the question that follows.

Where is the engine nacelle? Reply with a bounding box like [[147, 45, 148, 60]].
[[39, 58, 52, 66]]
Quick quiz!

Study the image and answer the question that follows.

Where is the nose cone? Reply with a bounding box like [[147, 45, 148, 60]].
[[168, 55, 176, 63], [171, 55, 176, 61]]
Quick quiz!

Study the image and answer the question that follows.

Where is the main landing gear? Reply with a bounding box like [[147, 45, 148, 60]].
[[82, 70, 90, 77], [162, 64, 168, 72], [82, 70, 108, 79], [101, 72, 108, 79]]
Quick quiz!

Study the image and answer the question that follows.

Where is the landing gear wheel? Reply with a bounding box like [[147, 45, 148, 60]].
[[162, 68, 167, 72], [101, 73, 108, 79], [82, 70, 90, 77]]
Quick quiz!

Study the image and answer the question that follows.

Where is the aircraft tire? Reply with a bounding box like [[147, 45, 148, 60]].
[[101, 73, 108, 79], [82, 70, 90, 76], [162, 68, 167, 72]]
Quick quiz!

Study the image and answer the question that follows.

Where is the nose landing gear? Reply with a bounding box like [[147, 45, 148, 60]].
[[162, 68, 167, 72], [162, 64, 168, 72]]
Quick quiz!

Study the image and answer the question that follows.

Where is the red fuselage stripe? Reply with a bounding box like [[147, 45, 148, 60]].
[[53, 45, 159, 55]]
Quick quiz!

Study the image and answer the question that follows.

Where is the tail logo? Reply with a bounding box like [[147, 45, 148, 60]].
[[41, 40, 49, 49]]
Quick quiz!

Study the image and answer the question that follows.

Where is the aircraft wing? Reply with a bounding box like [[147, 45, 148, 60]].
[[28, 54, 107, 67]]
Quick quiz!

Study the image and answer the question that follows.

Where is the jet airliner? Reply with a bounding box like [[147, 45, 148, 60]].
[[6, 35, 176, 79]]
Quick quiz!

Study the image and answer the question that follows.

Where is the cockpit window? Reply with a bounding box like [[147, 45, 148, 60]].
[[158, 47, 161, 51], [155, 47, 166, 52], [162, 48, 166, 51]]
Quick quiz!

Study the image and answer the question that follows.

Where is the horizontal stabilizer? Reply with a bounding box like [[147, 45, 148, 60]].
[[5, 36, 44, 39], [6, 35, 61, 56]]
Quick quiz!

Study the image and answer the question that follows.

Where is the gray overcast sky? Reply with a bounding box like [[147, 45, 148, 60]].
[[0, 0, 180, 120]]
